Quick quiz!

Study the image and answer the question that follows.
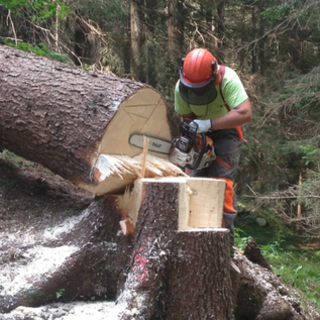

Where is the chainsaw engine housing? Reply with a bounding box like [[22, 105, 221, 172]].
[[169, 119, 216, 170]]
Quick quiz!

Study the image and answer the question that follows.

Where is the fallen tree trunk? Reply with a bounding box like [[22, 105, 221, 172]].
[[0, 196, 123, 312], [0, 45, 180, 194]]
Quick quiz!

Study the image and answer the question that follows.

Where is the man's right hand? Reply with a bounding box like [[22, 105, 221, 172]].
[[192, 119, 212, 133]]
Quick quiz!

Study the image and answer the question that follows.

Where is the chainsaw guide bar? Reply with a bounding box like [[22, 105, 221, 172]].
[[129, 133, 172, 155]]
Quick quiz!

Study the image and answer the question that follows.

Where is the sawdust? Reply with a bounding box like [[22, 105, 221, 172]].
[[1, 246, 79, 297], [0, 301, 118, 319], [0, 152, 121, 318]]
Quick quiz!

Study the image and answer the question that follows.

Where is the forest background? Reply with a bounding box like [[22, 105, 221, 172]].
[[0, 0, 320, 312]]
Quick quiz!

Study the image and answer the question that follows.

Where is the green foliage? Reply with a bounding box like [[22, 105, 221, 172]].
[[235, 229, 320, 312], [1, 0, 28, 11], [1, 0, 70, 22], [67, 0, 128, 24], [267, 249, 320, 310], [261, 4, 292, 23], [56, 288, 65, 299], [260, 235, 284, 256], [0, 149, 35, 168], [2, 40, 71, 63], [234, 228, 251, 251], [261, 0, 316, 24], [300, 144, 320, 166]]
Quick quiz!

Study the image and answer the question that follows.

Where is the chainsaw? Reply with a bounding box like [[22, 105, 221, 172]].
[[129, 119, 216, 170]]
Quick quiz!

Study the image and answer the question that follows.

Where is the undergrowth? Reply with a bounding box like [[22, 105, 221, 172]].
[[235, 224, 320, 313]]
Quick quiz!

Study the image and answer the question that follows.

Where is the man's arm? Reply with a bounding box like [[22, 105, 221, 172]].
[[210, 98, 252, 130], [192, 99, 252, 133]]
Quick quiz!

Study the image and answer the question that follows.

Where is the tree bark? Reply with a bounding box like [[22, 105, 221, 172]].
[[217, 0, 225, 47], [130, 0, 141, 80], [0, 45, 174, 194], [116, 181, 179, 319], [168, 0, 177, 56], [164, 230, 233, 320]]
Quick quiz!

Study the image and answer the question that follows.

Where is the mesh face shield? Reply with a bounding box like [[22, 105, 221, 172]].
[[179, 70, 217, 105]]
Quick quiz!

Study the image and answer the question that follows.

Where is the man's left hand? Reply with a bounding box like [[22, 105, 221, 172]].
[[192, 119, 212, 133]]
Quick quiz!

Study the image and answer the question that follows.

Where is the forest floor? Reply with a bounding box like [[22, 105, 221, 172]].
[[235, 207, 320, 314]]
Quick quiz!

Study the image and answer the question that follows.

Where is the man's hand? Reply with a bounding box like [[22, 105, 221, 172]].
[[192, 119, 212, 133]]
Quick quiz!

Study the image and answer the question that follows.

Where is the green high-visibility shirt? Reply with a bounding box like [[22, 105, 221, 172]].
[[175, 66, 248, 120]]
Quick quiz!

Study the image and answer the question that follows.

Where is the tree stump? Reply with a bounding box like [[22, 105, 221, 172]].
[[164, 230, 233, 320], [115, 178, 232, 320]]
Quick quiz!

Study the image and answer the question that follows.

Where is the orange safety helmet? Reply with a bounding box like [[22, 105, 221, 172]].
[[179, 48, 220, 105]]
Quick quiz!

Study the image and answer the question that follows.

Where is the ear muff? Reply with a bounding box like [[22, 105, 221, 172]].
[[211, 62, 220, 86], [213, 71, 221, 86]]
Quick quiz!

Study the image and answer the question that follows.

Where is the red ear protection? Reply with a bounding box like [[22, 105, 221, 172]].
[[214, 70, 221, 86], [211, 62, 221, 86]]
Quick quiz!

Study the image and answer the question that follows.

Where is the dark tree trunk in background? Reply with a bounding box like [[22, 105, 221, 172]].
[[176, 0, 185, 53], [217, 0, 225, 48], [0, 6, 10, 38], [251, 6, 258, 74], [168, 0, 177, 56], [258, 4, 266, 76], [130, 0, 141, 80], [137, 0, 158, 87], [74, 13, 101, 66], [238, 6, 247, 71]]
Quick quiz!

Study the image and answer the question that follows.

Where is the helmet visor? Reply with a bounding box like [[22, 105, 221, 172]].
[[179, 70, 217, 105]]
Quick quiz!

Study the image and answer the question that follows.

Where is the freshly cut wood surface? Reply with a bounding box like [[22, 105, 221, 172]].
[[100, 88, 171, 158], [119, 219, 135, 236], [116, 177, 226, 230], [188, 178, 226, 228]]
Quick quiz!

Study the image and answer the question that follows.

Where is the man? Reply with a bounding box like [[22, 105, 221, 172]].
[[174, 48, 252, 257]]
